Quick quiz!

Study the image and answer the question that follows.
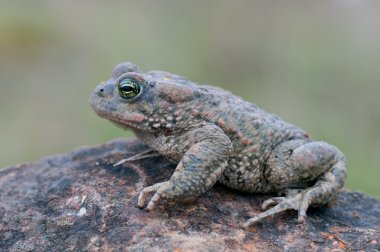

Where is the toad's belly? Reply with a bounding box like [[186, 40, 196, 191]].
[[219, 158, 272, 193]]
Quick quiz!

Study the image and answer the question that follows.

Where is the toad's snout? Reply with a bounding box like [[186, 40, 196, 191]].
[[90, 82, 117, 115], [94, 82, 114, 98]]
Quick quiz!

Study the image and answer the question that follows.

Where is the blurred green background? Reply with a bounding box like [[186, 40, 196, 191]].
[[0, 1, 379, 198]]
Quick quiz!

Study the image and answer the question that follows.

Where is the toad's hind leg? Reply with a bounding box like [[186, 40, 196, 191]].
[[244, 140, 346, 227]]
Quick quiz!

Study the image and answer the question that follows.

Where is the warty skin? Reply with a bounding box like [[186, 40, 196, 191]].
[[90, 62, 346, 227]]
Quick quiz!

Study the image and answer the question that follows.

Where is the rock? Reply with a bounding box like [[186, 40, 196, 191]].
[[0, 139, 379, 251]]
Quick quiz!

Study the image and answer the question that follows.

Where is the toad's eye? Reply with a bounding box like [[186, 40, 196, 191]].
[[118, 78, 142, 99]]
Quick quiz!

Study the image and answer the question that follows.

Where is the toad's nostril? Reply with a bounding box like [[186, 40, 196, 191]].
[[97, 88, 105, 97], [96, 82, 114, 97]]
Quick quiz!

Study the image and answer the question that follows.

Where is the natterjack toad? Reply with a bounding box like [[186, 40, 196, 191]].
[[90, 62, 346, 227]]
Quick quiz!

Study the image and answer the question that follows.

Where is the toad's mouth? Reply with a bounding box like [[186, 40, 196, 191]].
[[97, 110, 147, 131]]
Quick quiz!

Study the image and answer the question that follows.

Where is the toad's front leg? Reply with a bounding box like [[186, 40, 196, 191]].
[[137, 125, 232, 211]]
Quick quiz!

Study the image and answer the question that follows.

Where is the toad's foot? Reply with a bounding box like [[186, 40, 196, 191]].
[[137, 182, 166, 211], [243, 193, 309, 228], [137, 179, 212, 212]]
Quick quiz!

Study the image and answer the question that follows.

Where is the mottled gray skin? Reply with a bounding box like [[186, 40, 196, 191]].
[[90, 62, 346, 226]]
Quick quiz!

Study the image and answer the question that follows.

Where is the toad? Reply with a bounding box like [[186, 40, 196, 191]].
[[90, 62, 346, 227]]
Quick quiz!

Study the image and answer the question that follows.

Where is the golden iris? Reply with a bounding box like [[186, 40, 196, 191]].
[[118, 78, 141, 99]]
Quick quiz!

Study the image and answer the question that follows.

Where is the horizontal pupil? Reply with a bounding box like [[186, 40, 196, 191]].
[[120, 85, 135, 92]]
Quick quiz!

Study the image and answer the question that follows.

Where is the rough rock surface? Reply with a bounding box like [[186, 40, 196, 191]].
[[0, 139, 379, 252]]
